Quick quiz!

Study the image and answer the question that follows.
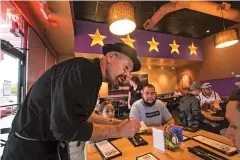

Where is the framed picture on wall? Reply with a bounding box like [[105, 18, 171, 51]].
[[108, 74, 148, 95], [182, 74, 191, 88], [133, 74, 148, 86]]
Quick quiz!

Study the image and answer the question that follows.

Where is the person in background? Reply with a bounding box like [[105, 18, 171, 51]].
[[225, 89, 240, 153], [128, 76, 142, 109], [173, 88, 182, 97], [129, 84, 175, 133], [98, 101, 116, 119], [178, 84, 218, 132], [199, 82, 222, 110], [213, 82, 240, 135], [217, 82, 240, 136]]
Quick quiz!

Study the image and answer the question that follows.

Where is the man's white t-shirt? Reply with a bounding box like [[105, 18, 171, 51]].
[[198, 91, 221, 106], [129, 99, 172, 127]]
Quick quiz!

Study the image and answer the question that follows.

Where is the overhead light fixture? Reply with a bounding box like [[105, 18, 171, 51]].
[[215, 28, 239, 48], [161, 66, 164, 70], [172, 67, 175, 70], [108, 2, 136, 36], [214, 4, 239, 48], [206, 30, 210, 33]]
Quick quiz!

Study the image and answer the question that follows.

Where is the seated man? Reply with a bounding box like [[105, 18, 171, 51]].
[[179, 84, 204, 128], [225, 89, 240, 153], [178, 84, 218, 132], [129, 84, 175, 133], [199, 82, 222, 110]]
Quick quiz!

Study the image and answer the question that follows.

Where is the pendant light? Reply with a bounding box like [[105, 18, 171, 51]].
[[107, 2, 136, 36], [214, 7, 239, 48]]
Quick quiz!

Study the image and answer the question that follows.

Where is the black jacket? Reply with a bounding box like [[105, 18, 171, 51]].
[[178, 94, 204, 128]]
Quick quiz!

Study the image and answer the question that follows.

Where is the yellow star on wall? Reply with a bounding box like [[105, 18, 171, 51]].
[[188, 42, 198, 55], [147, 37, 160, 52], [169, 40, 180, 54], [88, 29, 107, 46], [120, 34, 136, 48]]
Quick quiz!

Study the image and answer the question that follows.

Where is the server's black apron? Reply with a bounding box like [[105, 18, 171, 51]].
[[1, 130, 69, 160]]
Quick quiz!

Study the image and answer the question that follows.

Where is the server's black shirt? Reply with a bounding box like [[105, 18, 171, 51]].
[[12, 58, 102, 142]]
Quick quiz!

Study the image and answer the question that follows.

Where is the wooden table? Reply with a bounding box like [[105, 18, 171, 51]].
[[85, 130, 239, 160], [201, 110, 224, 121]]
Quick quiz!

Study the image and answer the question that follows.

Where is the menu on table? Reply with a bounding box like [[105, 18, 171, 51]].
[[94, 140, 122, 159], [136, 153, 159, 160], [192, 135, 237, 155]]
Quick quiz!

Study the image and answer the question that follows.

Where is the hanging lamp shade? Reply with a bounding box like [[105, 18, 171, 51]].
[[214, 28, 239, 48], [108, 2, 136, 36]]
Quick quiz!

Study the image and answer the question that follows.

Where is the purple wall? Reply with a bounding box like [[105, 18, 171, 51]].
[[201, 77, 240, 97], [75, 20, 204, 61]]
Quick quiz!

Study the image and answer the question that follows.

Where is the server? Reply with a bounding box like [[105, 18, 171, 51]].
[[2, 43, 141, 160]]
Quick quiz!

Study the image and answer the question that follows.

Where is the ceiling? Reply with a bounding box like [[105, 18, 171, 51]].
[[27, 1, 74, 55], [74, 52, 199, 68], [73, 1, 240, 39]]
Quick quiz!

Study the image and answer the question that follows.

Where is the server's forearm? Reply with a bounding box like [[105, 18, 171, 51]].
[[88, 112, 122, 125], [89, 123, 120, 141]]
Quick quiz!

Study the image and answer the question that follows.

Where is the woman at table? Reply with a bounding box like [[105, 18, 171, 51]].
[[128, 76, 142, 109]]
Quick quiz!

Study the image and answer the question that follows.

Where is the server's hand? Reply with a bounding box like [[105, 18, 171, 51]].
[[118, 118, 140, 138]]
